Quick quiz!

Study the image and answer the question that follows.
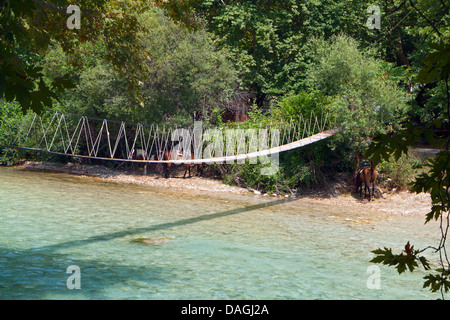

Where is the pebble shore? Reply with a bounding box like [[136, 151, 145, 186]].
[[13, 161, 433, 217]]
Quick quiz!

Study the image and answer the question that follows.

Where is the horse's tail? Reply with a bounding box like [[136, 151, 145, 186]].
[[354, 170, 362, 192], [368, 160, 376, 177]]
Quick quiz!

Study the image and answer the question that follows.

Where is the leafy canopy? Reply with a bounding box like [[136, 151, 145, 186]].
[[0, 0, 149, 114], [306, 34, 409, 145]]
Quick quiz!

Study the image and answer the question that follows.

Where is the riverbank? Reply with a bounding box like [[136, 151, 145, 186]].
[[12, 161, 249, 194], [11, 161, 432, 217]]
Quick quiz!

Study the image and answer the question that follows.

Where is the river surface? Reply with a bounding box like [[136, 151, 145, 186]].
[[0, 167, 442, 299]]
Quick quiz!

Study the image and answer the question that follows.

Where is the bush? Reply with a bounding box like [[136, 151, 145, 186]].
[[0, 100, 27, 165], [377, 154, 423, 190], [306, 34, 409, 150], [274, 91, 332, 122]]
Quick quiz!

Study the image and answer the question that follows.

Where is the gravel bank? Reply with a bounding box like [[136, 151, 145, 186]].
[[13, 161, 432, 217]]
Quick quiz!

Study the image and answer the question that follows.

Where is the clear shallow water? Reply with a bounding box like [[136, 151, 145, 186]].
[[0, 167, 442, 299]]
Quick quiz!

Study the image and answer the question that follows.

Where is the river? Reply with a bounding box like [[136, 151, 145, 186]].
[[0, 167, 442, 299]]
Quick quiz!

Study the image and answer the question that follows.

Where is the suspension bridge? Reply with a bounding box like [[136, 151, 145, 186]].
[[0, 109, 337, 165]]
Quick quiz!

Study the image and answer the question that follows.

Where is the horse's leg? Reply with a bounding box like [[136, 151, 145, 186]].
[[360, 176, 365, 198], [371, 181, 376, 201], [164, 163, 170, 178], [371, 182, 374, 201], [185, 153, 194, 178], [357, 172, 364, 198]]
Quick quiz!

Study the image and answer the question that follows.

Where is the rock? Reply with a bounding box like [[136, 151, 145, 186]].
[[373, 188, 383, 199], [131, 238, 172, 246]]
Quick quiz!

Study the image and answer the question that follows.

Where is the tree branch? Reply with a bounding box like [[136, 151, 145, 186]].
[[408, 0, 443, 37], [34, 0, 65, 14]]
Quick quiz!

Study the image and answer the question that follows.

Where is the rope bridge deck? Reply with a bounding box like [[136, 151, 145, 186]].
[[0, 109, 337, 164]]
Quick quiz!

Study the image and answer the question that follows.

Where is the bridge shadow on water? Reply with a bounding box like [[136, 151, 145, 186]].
[[1, 197, 298, 299], [41, 196, 298, 252]]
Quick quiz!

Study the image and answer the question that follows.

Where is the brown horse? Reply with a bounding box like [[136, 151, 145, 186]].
[[131, 148, 150, 174], [355, 164, 377, 201], [183, 151, 203, 178], [160, 149, 203, 179]]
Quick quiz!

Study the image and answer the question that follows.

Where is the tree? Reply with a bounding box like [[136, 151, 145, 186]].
[[0, 0, 149, 114], [41, 8, 240, 126], [303, 34, 409, 177], [157, 0, 378, 107], [137, 9, 240, 125], [42, 40, 138, 121]]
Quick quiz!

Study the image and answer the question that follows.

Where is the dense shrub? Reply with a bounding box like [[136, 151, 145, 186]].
[[0, 100, 27, 165], [273, 91, 332, 122], [377, 154, 424, 190]]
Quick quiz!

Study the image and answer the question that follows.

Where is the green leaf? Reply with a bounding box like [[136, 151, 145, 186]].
[[423, 272, 450, 293], [417, 41, 450, 84]]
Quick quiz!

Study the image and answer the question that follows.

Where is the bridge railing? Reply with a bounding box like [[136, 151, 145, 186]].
[[0, 108, 336, 163]]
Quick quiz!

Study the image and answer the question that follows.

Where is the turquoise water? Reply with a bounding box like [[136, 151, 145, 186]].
[[0, 167, 442, 299]]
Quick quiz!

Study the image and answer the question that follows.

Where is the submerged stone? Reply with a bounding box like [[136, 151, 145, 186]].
[[131, 238, 173, 245]]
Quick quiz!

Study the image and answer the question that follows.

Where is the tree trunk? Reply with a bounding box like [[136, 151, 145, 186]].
[[354, 146, 361, 184]]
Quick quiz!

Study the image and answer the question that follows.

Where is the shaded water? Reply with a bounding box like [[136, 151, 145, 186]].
[[0, 167, 441, 299]]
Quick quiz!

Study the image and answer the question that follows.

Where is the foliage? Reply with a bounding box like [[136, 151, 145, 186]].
[[40, 8, 240, 126], [371, 242, 431, 274], [0, 99, 33, 165], [42, 41, 139, 121], [137, 9, 240, 125], [367, 0, 450, 299], [158, 0, 378, 106], [377, 153, 423, 190], [0, 0, 150, 114], [273, 91, 332, 122], [306, 34, 409, 146], [213, 158, 309, 196]]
